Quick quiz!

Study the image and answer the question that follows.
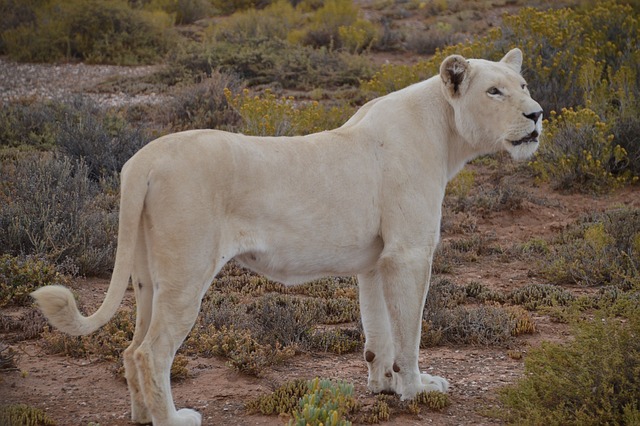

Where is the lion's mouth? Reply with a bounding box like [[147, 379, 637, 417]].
[[511, 130, 539, 146]]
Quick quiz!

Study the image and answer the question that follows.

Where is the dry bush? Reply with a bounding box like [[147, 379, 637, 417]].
[[0, 254, 69, 308], [248, 294, 323, 347], [422, 278, 532, 348], [185, 324, 295, 376], [41, 309, 135, 362], [0, 154, 118, 276], [0, 404, 56, 426], [0, 342, 18, 371], [0, 309, 46, 342], [162, 38, 373, 91], [158, 71, 243, 132], [404, 23, 463, 55]]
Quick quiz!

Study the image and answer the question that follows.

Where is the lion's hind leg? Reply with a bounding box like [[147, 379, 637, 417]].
[[133, 281, 204, 426], [122, 224, 155, 423], [123, 268, 154, 423], [123, 278, 153, 424]]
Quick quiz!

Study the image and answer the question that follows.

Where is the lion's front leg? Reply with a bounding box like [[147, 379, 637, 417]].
[[358, 271, 397, 394], [373, 248, 449, 400]]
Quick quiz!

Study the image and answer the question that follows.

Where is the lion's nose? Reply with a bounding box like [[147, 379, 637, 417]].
[[524, 110, 543, 123]]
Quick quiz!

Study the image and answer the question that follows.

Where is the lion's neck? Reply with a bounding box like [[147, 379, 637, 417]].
[[413, 79, 484, 182]]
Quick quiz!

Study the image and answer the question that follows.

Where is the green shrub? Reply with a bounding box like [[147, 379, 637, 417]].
[[214, 0, 303, 43], [322, 297, 360, 324], [288, 276, 358, 300], [246, 379, 308, 415], [308, 328, 362, 354], [184, 324, 295, 376], [293, 0, 379, 53], [0, 101, 64, 150], [198, 291, 248, 330], [289, 378, 358, 426], [411, 390, 450, 412], [540, 208, 640, 289], [2, 0, 173, 64], [611, 115, 640, 178], [0, 404, 56, 426], [434, 233, 502, 270], [0, 254, 69, 308], [464, 281, 506, 304], [361, 30, 499, 97], [210, 261, 287, 296], [210, 0, 274, 15], [0, 154, 118, 276], [358, 394, 390, 423], [0, 0, 42, 54], [151, 0, 214, 24], [498, 309, 640, 425], [509, 283, 575, 311]]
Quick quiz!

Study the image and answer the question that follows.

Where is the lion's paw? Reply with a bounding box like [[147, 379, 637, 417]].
[[131, 403, 151, 424], [173, 408, 202, 426], [131, 413, 151, 425], [421, 373, 449, 393]]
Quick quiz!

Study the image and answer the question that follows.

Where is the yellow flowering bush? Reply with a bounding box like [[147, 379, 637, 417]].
[[529, 107, 636, 193], [226, 88, 354, 136], [364, 1, 640, 192]]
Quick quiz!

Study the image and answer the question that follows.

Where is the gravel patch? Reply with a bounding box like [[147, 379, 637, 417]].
[[0, 56, 166, 108]]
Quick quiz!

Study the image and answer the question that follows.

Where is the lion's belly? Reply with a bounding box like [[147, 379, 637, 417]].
[[234, 234, 383, 285]]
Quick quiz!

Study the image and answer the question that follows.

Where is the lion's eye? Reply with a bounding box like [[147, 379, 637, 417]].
[[487, 87, 502, 96]]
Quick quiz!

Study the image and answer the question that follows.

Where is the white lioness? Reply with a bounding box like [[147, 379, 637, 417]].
[[33, 48, 542, 425]]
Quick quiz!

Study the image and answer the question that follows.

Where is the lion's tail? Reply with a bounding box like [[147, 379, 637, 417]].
[[31, 158, 147, 336]]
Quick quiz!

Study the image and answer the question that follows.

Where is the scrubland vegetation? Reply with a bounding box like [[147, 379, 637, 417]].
[[1, 0, 640, 424]]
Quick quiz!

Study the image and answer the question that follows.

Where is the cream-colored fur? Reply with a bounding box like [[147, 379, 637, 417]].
[[32, 49, 542, 425]]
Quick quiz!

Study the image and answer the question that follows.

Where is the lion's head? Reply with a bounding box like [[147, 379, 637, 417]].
[[440, 48, 543, 161]]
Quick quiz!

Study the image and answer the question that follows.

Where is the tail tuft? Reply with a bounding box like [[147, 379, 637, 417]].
[[31, 285, 96, 336]]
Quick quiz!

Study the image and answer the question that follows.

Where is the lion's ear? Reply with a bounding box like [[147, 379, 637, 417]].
[[500, 48, 523, 73], [440, 54, 469, 97]]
